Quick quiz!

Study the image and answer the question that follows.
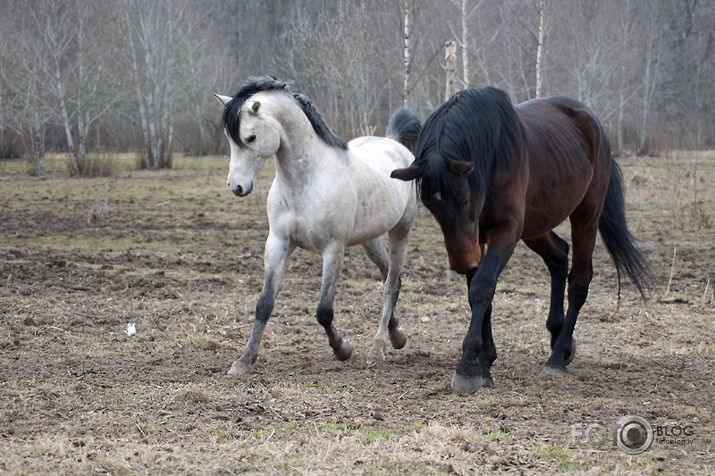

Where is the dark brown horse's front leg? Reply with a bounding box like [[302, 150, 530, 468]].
[[465, 268, 497, 386], [452, 243, 514, 394]]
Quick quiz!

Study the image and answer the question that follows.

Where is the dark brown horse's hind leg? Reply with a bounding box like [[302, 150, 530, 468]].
[[524, 232, 569, 349], [543, 222, 597, 375], [477, 304, 496, 387]]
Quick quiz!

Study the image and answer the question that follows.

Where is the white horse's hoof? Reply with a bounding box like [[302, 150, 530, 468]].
[[333, 339, 352, 361], [368, 338, 387, 363], [451, 372, 489, 394], [389, 327, 407, 349], [227, 360, 251, 376]]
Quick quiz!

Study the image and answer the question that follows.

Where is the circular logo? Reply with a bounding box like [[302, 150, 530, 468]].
[[615, 415, 654, 455]]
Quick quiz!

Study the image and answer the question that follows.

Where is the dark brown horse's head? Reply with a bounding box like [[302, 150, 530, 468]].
[[392, 152, 483, 274], [392, 87, 524, 275]]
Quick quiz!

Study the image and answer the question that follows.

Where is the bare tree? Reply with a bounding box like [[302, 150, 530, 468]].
[[1, 0, 711, 165], [0, 8, 41, 165], [614, 0, 638, 156], [278, 1, 399, 137], [8, 0, 117, 174], [636, 4, 667, 154], [534, 0, 546, 97], [122, 0, 202, 168], [445, 41, 458, 99], [403, 0, 413, 105], [449, 0, 480, 88]]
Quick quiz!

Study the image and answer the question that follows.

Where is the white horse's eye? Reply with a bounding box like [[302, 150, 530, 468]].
[[246, 134, 256, 143]]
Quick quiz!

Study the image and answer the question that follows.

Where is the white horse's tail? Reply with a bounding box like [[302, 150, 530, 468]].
[[386, 107, 421, 155]]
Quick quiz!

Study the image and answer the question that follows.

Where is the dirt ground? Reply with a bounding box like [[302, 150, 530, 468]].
[[1, 153, 713, 474]]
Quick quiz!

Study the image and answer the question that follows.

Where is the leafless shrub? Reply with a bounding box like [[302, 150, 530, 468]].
[[67, 154, 115, 177], [88, 183, 109, 225]]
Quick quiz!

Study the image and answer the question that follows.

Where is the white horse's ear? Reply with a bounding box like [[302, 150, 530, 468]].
[[250, 101, 261, 114], [214, 94, 232, 106]]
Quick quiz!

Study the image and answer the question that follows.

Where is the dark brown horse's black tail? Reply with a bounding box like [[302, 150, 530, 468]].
[[598, 161, 652, 299]]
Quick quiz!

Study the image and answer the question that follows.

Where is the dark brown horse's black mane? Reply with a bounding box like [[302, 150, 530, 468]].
[[413, 87, 525, 204], [222, 76, 347, 149]]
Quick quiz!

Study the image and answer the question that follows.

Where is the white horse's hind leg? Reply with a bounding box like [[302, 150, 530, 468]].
[[317, 246, 352, 361], [363, 238, 391, 362], [228, 233, 294, 375], [362, 237, 390, 280], [366, 224, 411, 363]]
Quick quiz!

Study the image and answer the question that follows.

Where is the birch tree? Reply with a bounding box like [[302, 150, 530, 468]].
[[122, 0, 199, 169], [278, 1, 397, 137], [534, 0, 546, 97], [637, 5, 666, 154], [449, 0, 482, 88], [10, 0, 116, 174], [403, 0, 413, 105]]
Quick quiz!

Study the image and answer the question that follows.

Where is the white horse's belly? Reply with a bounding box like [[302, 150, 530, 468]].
[[347, 182, 411, 246], [346, 139, 414, 245]]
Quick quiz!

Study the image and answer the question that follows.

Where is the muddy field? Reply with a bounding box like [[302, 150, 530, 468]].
[[1, 153, 713, 474]]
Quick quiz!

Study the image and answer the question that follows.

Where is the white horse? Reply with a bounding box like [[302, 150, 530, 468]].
[[215, 76, 420, 375]]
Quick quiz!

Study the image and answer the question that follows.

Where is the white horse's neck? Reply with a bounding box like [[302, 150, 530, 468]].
[[265, 94, 344, 189]]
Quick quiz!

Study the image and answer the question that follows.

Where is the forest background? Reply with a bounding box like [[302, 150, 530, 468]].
[[0, 0, 712, 175]]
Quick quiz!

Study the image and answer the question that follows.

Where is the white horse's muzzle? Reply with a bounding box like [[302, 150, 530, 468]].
[[228, 179, 254, 197]]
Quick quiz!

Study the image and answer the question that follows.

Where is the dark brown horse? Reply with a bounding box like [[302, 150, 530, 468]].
[[392, 87, 651, 394]]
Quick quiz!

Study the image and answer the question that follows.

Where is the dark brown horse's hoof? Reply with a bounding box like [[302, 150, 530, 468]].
[[541, 365, 567, 376], [451, 372, 490, 394], [333, 339, 352, 361]]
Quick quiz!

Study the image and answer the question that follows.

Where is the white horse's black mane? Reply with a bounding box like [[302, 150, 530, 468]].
[[222, 76, 347, 149]]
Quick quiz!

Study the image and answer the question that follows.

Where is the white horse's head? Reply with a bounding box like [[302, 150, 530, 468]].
[[216, 92, 281, 197]]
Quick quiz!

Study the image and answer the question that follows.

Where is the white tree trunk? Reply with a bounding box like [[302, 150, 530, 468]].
[[535, 0, 545, 98], [445, 39, 460, 282], [638, 19, 662, 155], [461, 0, 470, 87], [445, 40, 458, 99], [403, 0, 412, 106]]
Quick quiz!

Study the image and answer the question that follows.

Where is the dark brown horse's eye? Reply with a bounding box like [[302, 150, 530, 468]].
[[246, 134, 256, 143]]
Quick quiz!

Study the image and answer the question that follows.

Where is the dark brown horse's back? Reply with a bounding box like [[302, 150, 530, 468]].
[[516, 97, 612, 240]]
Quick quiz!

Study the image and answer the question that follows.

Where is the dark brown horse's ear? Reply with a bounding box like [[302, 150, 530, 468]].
[[250, 101, 261, 114], [391, 165, 423, 181], [444, 158, 474, 176]]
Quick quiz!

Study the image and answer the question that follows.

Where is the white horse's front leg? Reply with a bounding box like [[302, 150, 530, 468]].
[[228, 233, 294, 375], [317, 245, 352, 361]]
